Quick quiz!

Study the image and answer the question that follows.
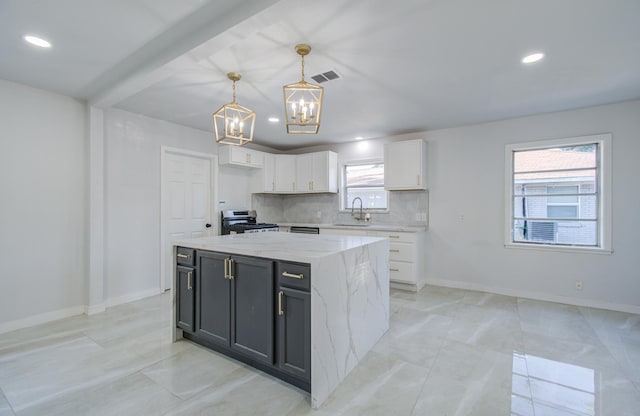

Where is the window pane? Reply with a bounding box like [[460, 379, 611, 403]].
[[547, 205, 578, 218], [345, 164, 384, 186], [513, 220, 597, 246], [514, 145, 596, 173], [508, 138, 605, 249]]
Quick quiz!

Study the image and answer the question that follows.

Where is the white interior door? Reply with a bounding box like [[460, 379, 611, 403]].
[[162, 150, 214, 290]]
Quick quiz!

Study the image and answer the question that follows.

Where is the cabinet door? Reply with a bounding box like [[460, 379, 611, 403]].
[[176, 266, 195, 333], [262, 153, 276, 192], [310, 151, 337, 192], [295, 153, 314, 192], [230, 256, 275, 364], [275, 155, 296, 192], [197, 251, 231, 347], [384, 139, 427, 190], [277, 287, 311, 382]]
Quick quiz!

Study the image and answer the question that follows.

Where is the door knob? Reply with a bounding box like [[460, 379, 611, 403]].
[[205, 223, 212, 228]]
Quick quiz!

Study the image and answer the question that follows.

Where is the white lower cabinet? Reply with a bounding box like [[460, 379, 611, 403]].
[[320, 227, 426, 291]]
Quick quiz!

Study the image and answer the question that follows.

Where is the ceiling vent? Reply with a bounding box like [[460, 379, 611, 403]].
[[311, 70, 341, 84]]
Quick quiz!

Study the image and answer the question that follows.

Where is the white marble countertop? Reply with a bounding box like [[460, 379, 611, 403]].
[[277, 222, 428, 232], [174, 232, 385, 263]]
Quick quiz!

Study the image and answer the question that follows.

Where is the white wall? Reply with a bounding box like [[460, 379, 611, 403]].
[[0, 79, 87, 330], [423, 100, 640, 312], [102, 109, 261, 304], [290, 101, 640, 312], [103, 109, 218, 303]]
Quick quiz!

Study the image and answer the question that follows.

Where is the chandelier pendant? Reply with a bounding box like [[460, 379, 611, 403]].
[[213, 72, 255, 146], [283, 44, 324, 134]]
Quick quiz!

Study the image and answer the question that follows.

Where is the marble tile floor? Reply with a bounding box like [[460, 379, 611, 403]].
[[1, 286, 639, 415]]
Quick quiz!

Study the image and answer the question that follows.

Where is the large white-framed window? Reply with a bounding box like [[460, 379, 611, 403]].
[[504, 134, 612, 253], [341, 160, 388, 211]]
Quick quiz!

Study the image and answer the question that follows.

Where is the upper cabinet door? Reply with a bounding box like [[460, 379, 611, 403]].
[[295, 154, 314, 192], [274, 155, 297, 193], [384, 139, 428, 190], [295, 151, 338, 193], [219, 145, 264, 168]]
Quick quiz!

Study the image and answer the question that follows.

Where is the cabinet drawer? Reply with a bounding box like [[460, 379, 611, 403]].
[[389, 261, 416, 284], [176, 247, 195, 266], [368, 230, 416, 243], [276, 261, 310, 291], [389, 242, 415, 262]]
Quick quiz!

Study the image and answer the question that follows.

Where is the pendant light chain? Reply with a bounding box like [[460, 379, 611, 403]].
[[232, 79, 237, 103], [300, 54, 305, 82]]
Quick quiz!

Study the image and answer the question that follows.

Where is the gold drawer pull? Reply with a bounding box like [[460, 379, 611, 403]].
[[388, 235, 400, 239], [390, 249, 400, 253], [187, 271, 192, 290], [278, 291, 284, 316], [282, 271, 304, 280], [177, 253, 191, 259], [390, 268, 400, 272]]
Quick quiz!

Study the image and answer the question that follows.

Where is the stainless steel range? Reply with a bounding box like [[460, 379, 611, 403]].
[[220, 210, 279, 235]]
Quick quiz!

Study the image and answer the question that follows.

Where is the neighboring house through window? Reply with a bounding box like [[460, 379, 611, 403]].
[[342, 161, 388, 210], [505, 134, 611, 252]]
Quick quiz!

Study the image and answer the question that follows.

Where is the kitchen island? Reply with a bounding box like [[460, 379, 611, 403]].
[[172, 232, 389, 408]]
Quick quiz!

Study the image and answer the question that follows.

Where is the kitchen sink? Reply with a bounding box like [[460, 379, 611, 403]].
[[332, 223, 370, 227]]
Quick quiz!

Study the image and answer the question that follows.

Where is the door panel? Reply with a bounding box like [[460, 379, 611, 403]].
[[176, 266, 195, 332], [230, 257, 274, 364], [197, 252, 230, 346], [277, 287, 311, 382]]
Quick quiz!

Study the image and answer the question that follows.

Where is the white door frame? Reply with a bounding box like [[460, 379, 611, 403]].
[[160, 146, 218, 291]]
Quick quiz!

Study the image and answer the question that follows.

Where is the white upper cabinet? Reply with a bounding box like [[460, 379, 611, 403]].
[[274, 154, 297, 193], [384, 139, 428, 190], [261, 153, 276, 192], [218, 145, 264, 168], [295, 151, 338, 193]]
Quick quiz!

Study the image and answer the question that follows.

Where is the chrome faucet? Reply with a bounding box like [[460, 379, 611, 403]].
[[351, 197, 365, 221]]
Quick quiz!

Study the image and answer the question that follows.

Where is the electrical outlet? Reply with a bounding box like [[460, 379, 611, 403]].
[[421, 212, 427, 222], [575, 280, 583, 290], [316, 211, 322, 218], [415, 213, 421, 221]]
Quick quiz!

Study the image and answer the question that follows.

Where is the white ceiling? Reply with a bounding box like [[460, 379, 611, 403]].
[[2, 0, 640, 150]]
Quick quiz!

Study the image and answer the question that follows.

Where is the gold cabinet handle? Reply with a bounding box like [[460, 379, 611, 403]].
[[187, 271, 192, 290], [177, 253, 191, 259], [390, 268, 400, 272], [388, 235, 400, 239], [282, 271, 304, 280], [228, 258, 234, 280], [390, 249, 400, 253], [278, 291, 284, 316]]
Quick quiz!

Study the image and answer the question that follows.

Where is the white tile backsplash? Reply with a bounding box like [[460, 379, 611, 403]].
[[252, 190, 428, 226]]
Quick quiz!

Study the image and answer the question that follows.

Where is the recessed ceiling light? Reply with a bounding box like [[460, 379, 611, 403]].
[[522, 52, 544, 64], [23, 35, 51, 48], [268, 117, 279, 123], [355, 136, 364, 141]]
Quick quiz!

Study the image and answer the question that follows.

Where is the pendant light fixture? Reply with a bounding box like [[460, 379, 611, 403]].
[[283, 44, 324, 134], [213, 72, 255, 146]]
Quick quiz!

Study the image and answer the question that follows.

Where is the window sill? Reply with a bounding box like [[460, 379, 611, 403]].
[[504, 242, 613, 255]]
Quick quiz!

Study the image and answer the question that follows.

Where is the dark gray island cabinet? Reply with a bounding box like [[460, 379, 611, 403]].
[[172, 233, 389, 408], [175, 247, 311, 390]]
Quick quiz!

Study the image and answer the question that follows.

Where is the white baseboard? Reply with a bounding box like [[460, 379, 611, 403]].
[[85, 303, 106, 315], [105, 287, 164, 308], [0, 305, 85, 335], [0, 288, 165, 334], [425, 278, 640, 315]]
